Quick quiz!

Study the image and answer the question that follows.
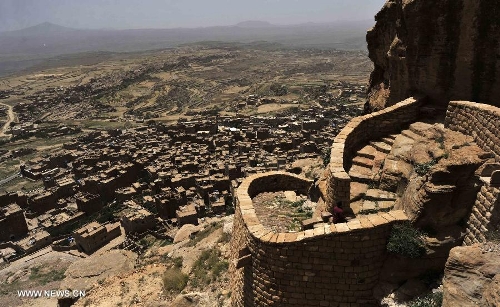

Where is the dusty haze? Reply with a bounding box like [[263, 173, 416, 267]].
[[0, 0, 385, 31]]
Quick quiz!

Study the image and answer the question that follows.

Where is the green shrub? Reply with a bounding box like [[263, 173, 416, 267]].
[[322, 148, 331, 166], [162, 268, 188, 293], [171, 256, 183, 268], [414, 160, 437, 176], [191, 248, 228, 287], [29, 266, 66, 285], [408, 292, 443, 307], [387, 222, 426, 258]]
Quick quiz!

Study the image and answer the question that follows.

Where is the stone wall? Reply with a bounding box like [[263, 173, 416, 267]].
[[445, 101, 500, 161], [444, 101, 500, 245], [463, 185, 500, 245], [230, 172, 409, 307], [324, 97, 423, 210], [444, 101, 500, 244]]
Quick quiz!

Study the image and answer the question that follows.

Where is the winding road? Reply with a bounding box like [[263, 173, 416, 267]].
[[0, 101, 15, 138]]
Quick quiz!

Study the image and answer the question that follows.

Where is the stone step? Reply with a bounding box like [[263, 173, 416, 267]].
[[349, 200, 363, 215], [360, 200, 377, 213], [359, 199, 396, 214], [387, 134, 398, 141], [409, 122, 433, 137], [378, 200, 396, 211], [373, 150, 389, 167], [350, 182, 368, 202], [381, 137, 395, 146], [357, 145, 378, 160], [370, 141, 392, 154], [348, 165, 374, 183], [365, 189, 397, 201], [352, 156, 375, 169], [401, 129, 422, 140]]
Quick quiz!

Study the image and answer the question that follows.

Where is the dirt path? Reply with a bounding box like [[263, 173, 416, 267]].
[[0, 101, 15, 137]]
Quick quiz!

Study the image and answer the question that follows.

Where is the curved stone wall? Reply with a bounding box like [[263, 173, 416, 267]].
[[230, 171, 408, 307], [324, 97, 424, 209], [445, 101, 500, 161]]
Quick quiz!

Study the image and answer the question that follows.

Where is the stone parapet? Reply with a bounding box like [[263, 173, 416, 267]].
[[463, 184, 500, 245], [445, 101, 500, 245], [324, 97, 424, 210], [445, 101, 500, 161], [230, 171, 409, 307]]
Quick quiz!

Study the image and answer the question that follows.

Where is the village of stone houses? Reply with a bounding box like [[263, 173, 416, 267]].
[[1, 0, 500, 307]]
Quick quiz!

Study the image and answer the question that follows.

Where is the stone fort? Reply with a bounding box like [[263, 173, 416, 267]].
[[228, 0, 500, 305], [229, 98, 500, 306]]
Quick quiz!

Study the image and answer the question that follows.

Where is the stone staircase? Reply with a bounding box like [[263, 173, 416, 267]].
[[348, 122, 434, 214]]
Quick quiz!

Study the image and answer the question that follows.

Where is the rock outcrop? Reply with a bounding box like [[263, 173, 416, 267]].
[[367, 0, 500, 110], [443, 244, 500, 307]]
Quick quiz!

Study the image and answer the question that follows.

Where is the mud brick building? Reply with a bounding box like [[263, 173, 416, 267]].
[[120, 209, 156, 235], [75, 192, 103, 214], [73, 222, 121, 254], [176, 204, 198, 226], [0, 204, 29, 242], [28, 189, 59, 214]]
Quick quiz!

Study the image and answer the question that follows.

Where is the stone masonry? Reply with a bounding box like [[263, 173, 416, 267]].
[[230, 172, 408, 307], [323, 97, 424, 211], [445, 101, 500, 245]]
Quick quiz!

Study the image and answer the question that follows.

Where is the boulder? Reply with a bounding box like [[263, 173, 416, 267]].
[[442, 245, 500, 307]]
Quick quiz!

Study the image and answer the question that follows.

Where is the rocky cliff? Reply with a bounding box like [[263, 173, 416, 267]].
[[367, 0, 500, 110]]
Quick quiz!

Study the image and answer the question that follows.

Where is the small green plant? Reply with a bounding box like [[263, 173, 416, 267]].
[[29, 266, 66, 285], [162, 268, 188, 293], [408, 292, 443, 307], [290, 199, 306, 208], [387, 222, 426, 258], [414, 159, 437, 176], [172, 256, 183, 268], [191, 248, 229, 287], [322, 148, 331, 166], [436, 135, 445, 150]]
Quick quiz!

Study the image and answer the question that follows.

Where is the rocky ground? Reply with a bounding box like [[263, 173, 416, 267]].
[[252, 191, 317, 233], [0, 215, 234, 307], [0, 247, 82, 307], [72, 216, 233, 307]]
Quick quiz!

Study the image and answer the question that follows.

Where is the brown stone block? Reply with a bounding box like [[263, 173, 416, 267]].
[[366, 214, 387, 226], [335, 223, 350, 232], [379, 212, 395, 223], [347, 220, 362, 230], [358, 216, 374, 229]]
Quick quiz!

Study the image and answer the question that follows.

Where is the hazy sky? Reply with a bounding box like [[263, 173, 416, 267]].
[[0, 0, 386, 32]]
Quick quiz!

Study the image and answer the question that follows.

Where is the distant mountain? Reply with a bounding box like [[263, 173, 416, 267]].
[[1, 22, 77, 37], [235, 21, 275, 28], [0, 20, 373, 77]]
